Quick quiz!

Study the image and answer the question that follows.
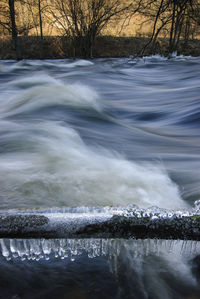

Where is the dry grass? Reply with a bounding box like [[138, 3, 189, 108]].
[[0, 36, 66, 59], [0, 35, 200, 59]]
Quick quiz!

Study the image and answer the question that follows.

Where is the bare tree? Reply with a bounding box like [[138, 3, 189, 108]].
[[8, 0, 21, 58], [139, 0, 200, 55], [37, 0, 43, 39], [168, 0, 188, 53], [49, 0, 135, 58]]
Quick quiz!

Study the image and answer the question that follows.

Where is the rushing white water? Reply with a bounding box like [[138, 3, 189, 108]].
[[1, 76, 101, 115], [0, 54, 200, 299], [0, 120, 186, 209], [0, 56, 200, 211]]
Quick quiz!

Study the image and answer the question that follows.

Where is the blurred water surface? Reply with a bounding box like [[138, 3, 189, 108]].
[[0, 55, 200, 298], [0, 55, 200, 210]]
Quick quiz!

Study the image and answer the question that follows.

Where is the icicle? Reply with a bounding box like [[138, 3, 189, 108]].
[[0, 239, 11, 260], [0, 239, 200, 262]]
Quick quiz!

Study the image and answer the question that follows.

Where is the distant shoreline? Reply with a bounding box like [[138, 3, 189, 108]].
[[0, 36, 200, 60]]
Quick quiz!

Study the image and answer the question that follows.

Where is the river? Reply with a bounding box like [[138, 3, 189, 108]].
[[0, 55, 200, 298]]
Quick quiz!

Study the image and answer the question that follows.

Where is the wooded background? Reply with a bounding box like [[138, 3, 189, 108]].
[[1, 0, 200, 58]]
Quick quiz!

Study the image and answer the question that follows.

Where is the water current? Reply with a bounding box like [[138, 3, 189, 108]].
[[0, 55, 200, 210], [0, 55, 200, 298]]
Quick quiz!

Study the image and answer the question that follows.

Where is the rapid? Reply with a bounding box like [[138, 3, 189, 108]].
[[0, 55, 200, 299], [0, 56, 199, 210]]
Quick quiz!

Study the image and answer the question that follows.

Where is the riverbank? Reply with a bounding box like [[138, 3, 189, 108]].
[[0, 36, 200, 59]]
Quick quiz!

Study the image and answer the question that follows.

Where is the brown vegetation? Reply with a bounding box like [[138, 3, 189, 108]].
[[0, 0, 200, 59], [1, 35, 200, 59]]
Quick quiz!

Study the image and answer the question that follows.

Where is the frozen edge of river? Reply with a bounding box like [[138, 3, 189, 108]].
[[0, 207, 199, 240]]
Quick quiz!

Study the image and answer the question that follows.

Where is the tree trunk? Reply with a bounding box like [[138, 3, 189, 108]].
[[8, 0, 20, 59], [169, 2, 176, 53], [38, 0, 43, 58]]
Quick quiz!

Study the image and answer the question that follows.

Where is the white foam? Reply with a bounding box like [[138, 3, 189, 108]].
[[64, 59, 94, 68], [1, 75, 101, 115], [143, 54, 168, 61], [0, 120, 187, 209], [136, 53, 195, 63], [8, 73, 59, 89]]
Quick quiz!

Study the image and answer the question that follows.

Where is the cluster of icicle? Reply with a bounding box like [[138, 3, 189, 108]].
[[0, 238, 200, 262]]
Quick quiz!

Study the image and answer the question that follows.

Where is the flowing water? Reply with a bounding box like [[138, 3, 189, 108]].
[[0, 55, 200, 298]]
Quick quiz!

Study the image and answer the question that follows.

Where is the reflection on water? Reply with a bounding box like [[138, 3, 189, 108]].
[[0, 238, 200, 299]]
